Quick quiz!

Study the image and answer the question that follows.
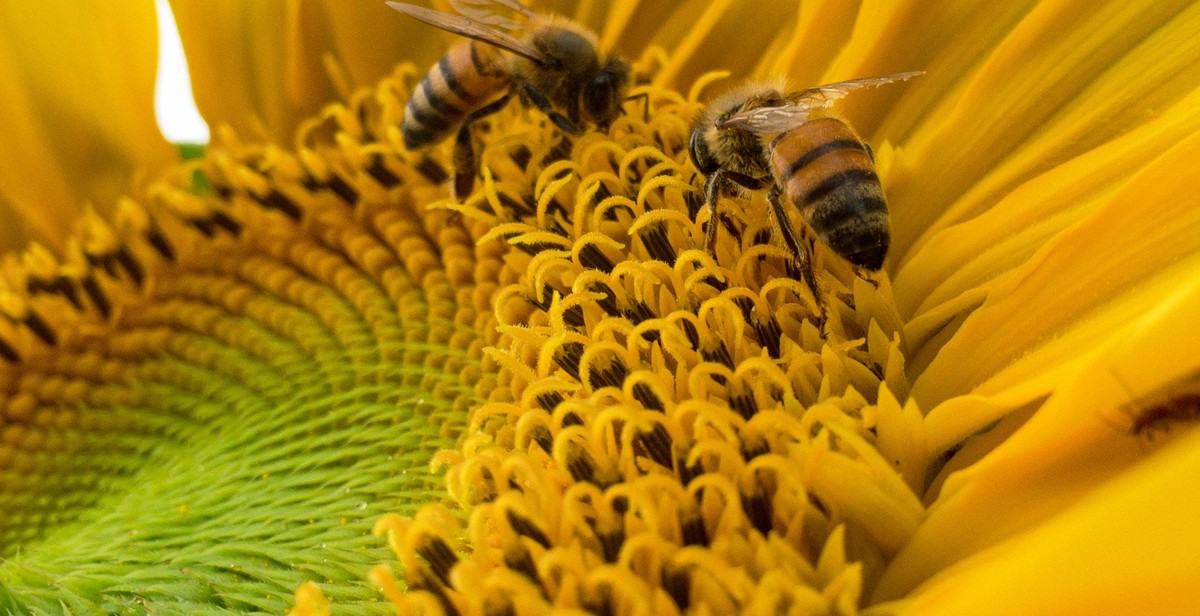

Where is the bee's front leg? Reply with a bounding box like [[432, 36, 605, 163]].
[[521, 83, 581, 135], [702, 170, 770, 256]]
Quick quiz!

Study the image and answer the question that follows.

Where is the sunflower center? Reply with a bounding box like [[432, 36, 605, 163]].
[[374, 71, 930, 615], [0, 62, 494, 611]]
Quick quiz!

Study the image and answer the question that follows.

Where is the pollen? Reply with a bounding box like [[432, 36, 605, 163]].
[[372, 69, 936, 614]]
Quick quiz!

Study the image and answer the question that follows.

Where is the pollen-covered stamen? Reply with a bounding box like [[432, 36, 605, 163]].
[[17, 245, 81, 310], [148, 180, 243, 239], [377, 72, 936, 615], [298, 148, 361, 206]]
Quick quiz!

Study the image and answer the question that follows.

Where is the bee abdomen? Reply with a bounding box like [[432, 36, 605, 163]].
[[402, 41, 510, 150], [772, 118, 890, 270], [805, 177, 889, 270], [778, 137, 868, 178]]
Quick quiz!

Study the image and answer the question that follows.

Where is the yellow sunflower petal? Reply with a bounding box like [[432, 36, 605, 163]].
[[910, 124, 1200, 408], [895, 3, 1200, 319], [599, 0, 798, 88], [829, 0, 1039, 139], [900, 78, 1200, 387], [872, 426, 1200, 615], [898, 83, 1200, 322], [764, 0, 863, 87], [0, 49, 75, 250], [169, 0, 323, 142], [877, 275, 1200, 600], [0, 1, 172, 251], [315, 0, 444, 93], [887, 0, 1200, 266]]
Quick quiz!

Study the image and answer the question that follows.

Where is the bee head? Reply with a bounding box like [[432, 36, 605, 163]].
[[582, 57, 631, 129]]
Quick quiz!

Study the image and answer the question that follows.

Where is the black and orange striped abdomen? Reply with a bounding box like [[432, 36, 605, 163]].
[[402, 40, 510, 150], [770, 117, 890, 270]]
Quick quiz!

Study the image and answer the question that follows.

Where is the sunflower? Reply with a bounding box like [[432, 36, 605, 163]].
[[2, 0, 1199, 614]]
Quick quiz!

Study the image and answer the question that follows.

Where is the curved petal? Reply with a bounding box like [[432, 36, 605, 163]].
[[643, 0, 798, 88], [169, 0, 326, 143], [886, 0, 1200, 268], [894, 1, 1200, 320], [872, 425, 1200, 615], [317, 0, 445, 92], [0, 0, 173, 251], [877, 274, 1200, 599], [910, 122, 1200, 408], [168, 0, 477, 144]]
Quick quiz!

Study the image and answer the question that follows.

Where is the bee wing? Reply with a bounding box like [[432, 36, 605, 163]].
[[387, 2, 549, 65], [787, 71, 924, 108], [718, 71, 923, 134], [448, 0, 535, 29], [717, 105, 816, 134]]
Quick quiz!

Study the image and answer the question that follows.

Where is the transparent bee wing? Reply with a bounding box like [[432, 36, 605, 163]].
[[717, 105, 816, 134], [387, 2, 548, 65], [448, 0, 536, 30], [787, 71, 924, 109], [718, 71, 923, 134]]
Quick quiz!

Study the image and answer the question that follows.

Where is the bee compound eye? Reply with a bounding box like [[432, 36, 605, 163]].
[[688, 128, 717, 175], [583, 73, 617, 122]]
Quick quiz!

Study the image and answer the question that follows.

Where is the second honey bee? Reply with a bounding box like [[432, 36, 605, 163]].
[[388, 0, 631, 198], [689, 72, 921, 290]]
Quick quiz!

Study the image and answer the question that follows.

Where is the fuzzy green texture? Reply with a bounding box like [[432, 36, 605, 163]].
[[0, 282, 472, 613]]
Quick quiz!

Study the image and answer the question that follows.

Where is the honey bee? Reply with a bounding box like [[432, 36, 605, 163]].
[[689, 72, 921, 288], [388, 0, 631, 198]]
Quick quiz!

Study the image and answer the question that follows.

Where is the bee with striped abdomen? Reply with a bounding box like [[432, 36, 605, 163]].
[[389, 0, 631, 198], [689, 72, 921, 296]]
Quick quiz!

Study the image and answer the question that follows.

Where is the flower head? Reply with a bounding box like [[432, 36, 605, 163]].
[[1, 1, 1200, 614]]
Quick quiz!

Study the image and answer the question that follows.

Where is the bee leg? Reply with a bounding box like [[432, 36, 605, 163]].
[[624, 91, 651, 122], [767, 186, 826, 325], [702, 172, 724, 255], [703, 170, 769, 257], [853, 265, 881, 289], [521, 83, 581, 134], [452, 93, 513, 200]]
